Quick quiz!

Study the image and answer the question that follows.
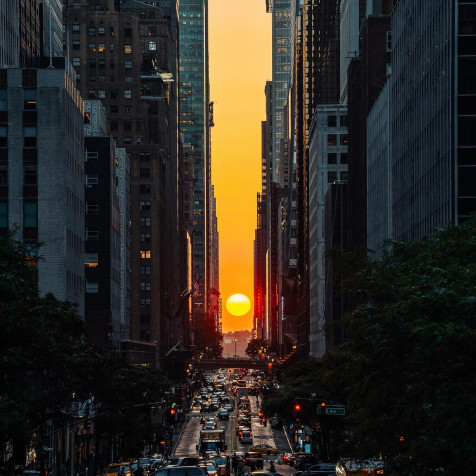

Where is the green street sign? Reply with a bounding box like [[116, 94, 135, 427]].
[[317, 407, 345, 416]]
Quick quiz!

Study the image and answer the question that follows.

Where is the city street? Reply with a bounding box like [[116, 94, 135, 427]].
[[173, 370, 295, 476]]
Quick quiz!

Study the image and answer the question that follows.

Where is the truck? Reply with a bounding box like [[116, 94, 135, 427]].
[[196, 429, 227, 456], [236, 387, 249, 397]]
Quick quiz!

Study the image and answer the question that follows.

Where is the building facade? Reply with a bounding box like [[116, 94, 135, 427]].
[[308, 104, 348, 357], [0, 67, 85, 317]]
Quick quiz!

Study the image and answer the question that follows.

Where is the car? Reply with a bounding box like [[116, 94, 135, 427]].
[[209, 456, 227, 476], [223, 403, 234, 412], [249, 444, 279, 455], [239, 430, 253, 444], [294, 454, 318, 471], [244, 473, 284, 476], [163, 457, 201, 467], [294, 463, 337, 476], [216, 409, 229, 420], [243, 453, 263, 470], [282, 454, 296, 466], [201, 403, 211, 412], [106, 463, 134, 476], [203, 421, 217, 430], [153, 467, 207, 476]]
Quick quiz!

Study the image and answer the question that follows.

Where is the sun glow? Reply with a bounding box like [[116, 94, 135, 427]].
[[226, 294, 252, 317]]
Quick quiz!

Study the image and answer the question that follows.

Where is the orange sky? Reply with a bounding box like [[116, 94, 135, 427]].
[[209, 1, 271, 332]]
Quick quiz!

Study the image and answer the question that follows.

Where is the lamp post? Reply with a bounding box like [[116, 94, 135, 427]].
[[234, 339, 237, 358]]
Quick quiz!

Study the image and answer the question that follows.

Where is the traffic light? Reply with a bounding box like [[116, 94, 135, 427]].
[[294, 403, 302, 412], [170, 408, 176, 416]]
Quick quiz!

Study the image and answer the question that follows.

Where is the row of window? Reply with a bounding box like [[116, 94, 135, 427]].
[[72, 42, 157, 52], [87, 89, 132, 100], [73, 58, 134, 68], [0, 201, 37, 228], [328, 134, 348, 146], [86, 280, 151, 296], [0, 164, 37, 185]]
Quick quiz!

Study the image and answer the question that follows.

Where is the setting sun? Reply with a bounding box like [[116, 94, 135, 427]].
[[225, 294, 252, 317]]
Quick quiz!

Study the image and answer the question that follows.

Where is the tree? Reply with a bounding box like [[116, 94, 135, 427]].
[[265, 219, 476, 473], [0, 233, 171, 464], [323, 219, 476, 473], [245, 338, 268, 358]]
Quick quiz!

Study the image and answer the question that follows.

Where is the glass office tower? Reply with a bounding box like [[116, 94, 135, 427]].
[[179, 0, 209, 314]]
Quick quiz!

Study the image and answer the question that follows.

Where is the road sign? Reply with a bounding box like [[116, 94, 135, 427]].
[[317, 406, 345, 416]]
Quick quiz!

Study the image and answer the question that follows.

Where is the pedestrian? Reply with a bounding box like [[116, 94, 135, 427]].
[[119, 467, 125, 476], [268, 462, 276, 474], [231, 455, 239, 475]]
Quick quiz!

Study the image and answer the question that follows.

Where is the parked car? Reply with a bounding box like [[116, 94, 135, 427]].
[[243, 453, 263, 470], [293, 463, 337, 476], [249, 444, 279, 455]]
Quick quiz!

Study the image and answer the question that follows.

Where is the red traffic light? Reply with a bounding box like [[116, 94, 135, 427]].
[[170, 409, 176, 415], [294, 403, 302, 412], [321, 402, 326, 407]]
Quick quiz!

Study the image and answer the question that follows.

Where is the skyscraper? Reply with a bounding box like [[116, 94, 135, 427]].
[[178, 0, 210, 321]]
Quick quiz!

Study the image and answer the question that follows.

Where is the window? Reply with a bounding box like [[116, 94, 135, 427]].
[[89, 75, 96, 82], [89, 43, 96, 52], [140, 200, 151, 210], [140, 250, 151, 259], [328, 172, 337, 184], [0, 201, 7, 227], [328, 153, 337, 164], [98, 26, 105, 36], [140, 281, 151, 291], [140, 265, 151, 274], [99, 75, 106, 82], [136, 121, 142, 131], [140, 168, 150, 178], [140, 297, 151, 307], [110, 26, 114, 36], [125, 60, 132, 69], [24, 201, 37, 228], [140, 152, 150, 161], [88, 89, 96, 99], [24, 165, 37, 185], [140, 233, 151, 242], [76, 74, 80, 83], [98, 43, 105, 52], [340, 153, 348, 164], [110, 121, 118, 130], [110, 58, 114, 68], [327, 115, 337, 127], [86, 174, 98, 188], [340, 115, 348, 127], [148, 41, 157, 51], [89, 27, 96, 36], [24, 90, 37, 110], [72, 40, 80, 50], [124, 106, 132, 114], [86, 280, 99, 293], [85, 149, 98, 161], [72, 57, 80, 66], [23, 127, 37, 147], [140, 184, 151, 194], [86, 227, 99, 240], [110, 89, 119, 99], [140, 216, 151, 226], [98, 59, 105, 68], [0, 90, 6, 111], [98, 89, 106, 99], [0, 126, 7, 147], [327, 134, 337, 146], [340, 134, 348, 145], [125, 76, 132, 83], [88, 59, 96, 68], [124, 89, 132, 99], [123, 137, 132, 144], [110, 43, 115, 52], [341, 171, 348, 181], [85, 253, 99, 267], [110, 105, 118, 113], [86, 201, 98, 214], [72, 24, 80, 32], [124, 44, 132, 54], [386, 31, 392, 52], [0, 164, 7, 185]]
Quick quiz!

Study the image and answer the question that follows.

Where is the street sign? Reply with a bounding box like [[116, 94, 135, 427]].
[[317, 406, 345, 416]]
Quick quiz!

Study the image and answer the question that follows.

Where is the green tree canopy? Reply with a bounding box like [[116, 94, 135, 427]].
[[267, 219, 476, 473], [245, 338, 268, 357], [0, 233, 170, 461]]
